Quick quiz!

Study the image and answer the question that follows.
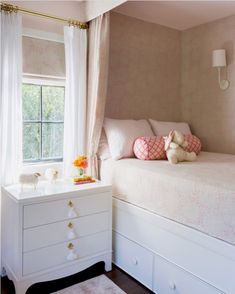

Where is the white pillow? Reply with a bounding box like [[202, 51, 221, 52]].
[[97, 129, 111, 160], [103, 118, 154, 160], [149, 119, 191, 136]]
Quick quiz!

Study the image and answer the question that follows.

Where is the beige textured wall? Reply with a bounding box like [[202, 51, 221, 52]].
[[181, 15, 235, 154], [23, 37, 65, 77], [105, 12, 181, 121]]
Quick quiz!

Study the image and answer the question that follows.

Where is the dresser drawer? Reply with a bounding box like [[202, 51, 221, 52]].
[[153, 255, 225, 294], [113, 232, 153, 289], [23, 231, 109, 275], [23, 212, 109, 252], [23, 192, 110, 228]]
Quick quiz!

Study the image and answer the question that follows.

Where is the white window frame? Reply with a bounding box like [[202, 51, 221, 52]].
[[22, 77, 65, 168], [22, 28, 65, 176]]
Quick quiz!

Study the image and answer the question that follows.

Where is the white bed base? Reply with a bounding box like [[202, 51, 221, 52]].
[[112, 198, 235, 294]]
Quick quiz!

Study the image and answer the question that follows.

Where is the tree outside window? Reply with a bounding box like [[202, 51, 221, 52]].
[[22, 83, 65, 162]]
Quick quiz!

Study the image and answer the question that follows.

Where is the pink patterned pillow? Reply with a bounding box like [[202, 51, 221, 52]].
[[184, 134, 202, 155], [134, 136, 166, 160]]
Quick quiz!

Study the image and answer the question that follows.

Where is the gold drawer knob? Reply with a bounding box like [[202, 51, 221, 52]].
[[67, 222, 73, 229], [68, 200, 73, 207], [67, 242, 74, 250]]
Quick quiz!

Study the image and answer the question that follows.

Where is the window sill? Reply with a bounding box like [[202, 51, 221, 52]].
[[22, 161, 63, 179], [23, 160, 62, 166]]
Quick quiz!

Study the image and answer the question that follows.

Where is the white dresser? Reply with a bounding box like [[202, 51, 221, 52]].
[[1, 180, 112, 294]]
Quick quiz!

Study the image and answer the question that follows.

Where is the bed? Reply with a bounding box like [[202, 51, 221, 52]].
[[100, 152, 235, 294]]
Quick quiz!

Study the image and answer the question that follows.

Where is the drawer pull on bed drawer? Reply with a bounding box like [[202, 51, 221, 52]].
[[169, 281, 176, 290], [113, 233, 153, 289], [154, 255, 225, 294], [132, 258, 138, 265]]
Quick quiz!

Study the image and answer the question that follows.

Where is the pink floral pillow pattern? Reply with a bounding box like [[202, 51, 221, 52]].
[[134, 136, 166, 160], [184, 134, 202, 155]]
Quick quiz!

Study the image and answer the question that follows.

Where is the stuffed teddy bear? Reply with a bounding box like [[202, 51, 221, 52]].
[[164, 130, 197, 164]]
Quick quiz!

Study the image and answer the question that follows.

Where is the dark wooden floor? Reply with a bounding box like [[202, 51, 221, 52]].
[[106, 265, 152, 294], [1, 263, 152, 294]]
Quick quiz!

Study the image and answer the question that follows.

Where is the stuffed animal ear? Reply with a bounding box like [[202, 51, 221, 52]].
[[164, 130, 175, 151]]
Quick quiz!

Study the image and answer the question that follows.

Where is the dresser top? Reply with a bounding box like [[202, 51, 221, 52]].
[[2, 180, 112, 203]]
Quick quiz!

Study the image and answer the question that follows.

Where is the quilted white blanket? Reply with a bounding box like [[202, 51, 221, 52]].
[[100, 152, 235, 245]]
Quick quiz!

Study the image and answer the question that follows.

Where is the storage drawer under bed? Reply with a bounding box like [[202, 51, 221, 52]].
[[113, 232, 153, 289], [153, 255, 225, 294], [113, 232, 225, 294]]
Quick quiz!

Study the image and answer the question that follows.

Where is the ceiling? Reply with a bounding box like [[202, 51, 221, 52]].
[[114, 1, 235, 31], [9, 0, 126, 34], [10, 1, 127, 22]]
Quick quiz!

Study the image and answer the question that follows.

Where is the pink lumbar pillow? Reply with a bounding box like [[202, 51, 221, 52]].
[[184, 134, 202, 155], [134, 136, 166, 160]]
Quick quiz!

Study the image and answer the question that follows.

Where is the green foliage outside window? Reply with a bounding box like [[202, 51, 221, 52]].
[[22, 83, 65, 162]]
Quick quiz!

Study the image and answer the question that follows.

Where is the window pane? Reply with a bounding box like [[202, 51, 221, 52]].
[[42, 123, 63, 159], [23, 123, 41, 161], [42, 86, 64, 121], [22, 84, 41, 121]]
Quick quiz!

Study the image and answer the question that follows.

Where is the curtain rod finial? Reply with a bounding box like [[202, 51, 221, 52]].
[[1, 3, 18, 13]]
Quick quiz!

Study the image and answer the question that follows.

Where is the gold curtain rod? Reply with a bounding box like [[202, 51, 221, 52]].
[[0, 2, 88, 29]]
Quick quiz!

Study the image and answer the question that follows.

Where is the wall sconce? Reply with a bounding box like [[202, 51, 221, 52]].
[[212, 49, 230, 90]]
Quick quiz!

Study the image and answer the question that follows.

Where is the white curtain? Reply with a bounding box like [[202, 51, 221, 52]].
[[63, 26, 87, 178], [0, 12, 22, 186], [87, 13, 110, 178]]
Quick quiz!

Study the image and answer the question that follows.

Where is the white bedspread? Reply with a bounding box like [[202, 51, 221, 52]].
[[100, 152, 235, 245]]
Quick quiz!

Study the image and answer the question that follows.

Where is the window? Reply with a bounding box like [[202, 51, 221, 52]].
[[22, 81, 65, 162]]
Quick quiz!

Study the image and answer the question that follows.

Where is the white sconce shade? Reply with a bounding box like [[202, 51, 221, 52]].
[[212, 49, 229, 90], [212, 49, 226, 67]]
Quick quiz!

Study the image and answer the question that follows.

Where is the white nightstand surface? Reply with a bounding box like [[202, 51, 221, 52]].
[[2, 179, 111, 204]]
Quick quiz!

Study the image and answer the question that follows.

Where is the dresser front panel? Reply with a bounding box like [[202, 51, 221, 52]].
[[23, 231, 109, 275], [23, 192, 110, 228], [23, 212, 109, 252]]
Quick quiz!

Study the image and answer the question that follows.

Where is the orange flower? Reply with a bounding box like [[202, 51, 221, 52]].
[[73, 155, 88, 169]]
